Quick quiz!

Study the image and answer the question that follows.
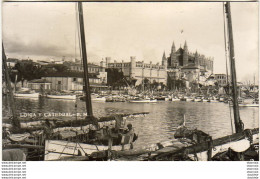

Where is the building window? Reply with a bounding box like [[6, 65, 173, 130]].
[[73, 78, 77, 82], [58, 81, 61, 84]]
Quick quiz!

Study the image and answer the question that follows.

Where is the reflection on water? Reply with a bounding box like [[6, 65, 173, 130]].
[[2, 97, 259, 148]]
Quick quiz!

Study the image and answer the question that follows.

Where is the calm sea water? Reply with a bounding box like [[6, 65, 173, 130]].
[[2, 97, 259, 148]]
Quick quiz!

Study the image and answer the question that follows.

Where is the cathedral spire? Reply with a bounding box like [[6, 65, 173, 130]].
[[162, 51, 167, 66], [170, 41, 177, 67], [163, 51, 166, 59], [171, 41, 176, 52], [195, 50, 198, 56], [183, 40, 188, 66], [162, 51, 166, 60], [184, 40, 188, 51]]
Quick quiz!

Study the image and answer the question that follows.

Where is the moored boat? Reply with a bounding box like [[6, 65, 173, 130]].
[[14, 92, 39, 98], [129, 98, 157, 103], [239, 103, 259, 107], [194, 97, 202, 102], [14, 87, 39, 98], [47, 94, 76, 100], [92, 96, 106, 102], [171, 97, 180, 102]]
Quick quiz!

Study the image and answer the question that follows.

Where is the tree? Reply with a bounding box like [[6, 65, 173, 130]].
[[136, 78, 150, 91], [105, 68, 125, 89], [11, 62, 50, 86], [150, 80, 159, 91], [52, 64, 69, 73]]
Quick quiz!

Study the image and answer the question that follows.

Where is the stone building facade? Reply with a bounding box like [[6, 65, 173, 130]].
[[215, 74, 230, 87], [101, 56, 167, 86], [164, 41, 214, 88], [63, 61, 107, 84], [41, 72, 107, 92]]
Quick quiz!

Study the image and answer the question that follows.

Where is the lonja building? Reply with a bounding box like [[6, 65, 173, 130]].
[[100, 56, 167, 86]]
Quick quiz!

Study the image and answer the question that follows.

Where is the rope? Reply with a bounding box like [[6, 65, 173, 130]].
[[77, 142, 88, 156], [72, 143, 78, 156], [58, 141, 71, 159]]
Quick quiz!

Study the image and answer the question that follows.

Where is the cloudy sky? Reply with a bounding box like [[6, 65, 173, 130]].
[[2, 2, 258, 83]]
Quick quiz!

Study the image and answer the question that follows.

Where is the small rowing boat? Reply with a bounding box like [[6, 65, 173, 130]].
[[47, 94, 76, 100]]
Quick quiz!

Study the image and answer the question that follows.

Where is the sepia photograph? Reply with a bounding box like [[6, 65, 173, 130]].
[[1, 1, 259, 162]]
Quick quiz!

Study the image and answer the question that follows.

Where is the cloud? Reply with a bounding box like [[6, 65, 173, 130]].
[[5, 38, 67, 57], [2, 2, 258, 82]]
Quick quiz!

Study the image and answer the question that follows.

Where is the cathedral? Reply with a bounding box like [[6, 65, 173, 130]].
[[163, 41, 214, 88]]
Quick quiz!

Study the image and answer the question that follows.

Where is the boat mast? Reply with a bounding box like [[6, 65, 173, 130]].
[[77, 2, 93, 116], [2, 44, 21, 130], [225, 2, 243, 133]]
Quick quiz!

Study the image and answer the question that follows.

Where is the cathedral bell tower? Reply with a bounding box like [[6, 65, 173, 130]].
[[183, 40, 188, 66], [170, 41, 177, 67], [162, 51, 167, 67]]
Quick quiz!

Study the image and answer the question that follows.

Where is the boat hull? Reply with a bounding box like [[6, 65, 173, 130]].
[[239, 104, 259, 107], [171, 98, 180, 101], [14, 93, 39, 98], [92, 97, 106, 102], [186, 98, 193, 102], [194, 99, 202, 102], [44, 140, 131, 161], [129, 99, 157, 103], [188, 133, 259, 161], [47, 95, 76, 100]]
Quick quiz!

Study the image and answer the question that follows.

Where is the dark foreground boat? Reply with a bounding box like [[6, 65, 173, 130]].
[[2, 2, 144, 161]]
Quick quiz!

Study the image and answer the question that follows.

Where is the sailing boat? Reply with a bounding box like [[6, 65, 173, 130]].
[[149, 2, 259, 161], [43, 2, 142, 161], [2, 2, 145, 161], [106, 2, 258, 161]]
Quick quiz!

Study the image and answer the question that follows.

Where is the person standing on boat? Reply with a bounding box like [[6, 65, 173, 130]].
[[126, 123, 134, 149], [126, 124, 134, 135], [43, 119, 54, 141]]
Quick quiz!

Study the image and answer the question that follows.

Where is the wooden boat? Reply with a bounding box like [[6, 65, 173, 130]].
[[208, 98, 219, 103], [45, 139, 133, 161], [14, 88, 39, 98], [194, 98, 202, 102], [147, 2, 259, 161], [155, 96, 166, 101], [92, 96, 106, 102], [14, 92, 39, 98], [229, 98, 259, 107], [2, 3, 143, 161], [171, 98, 180, 102], [42, 3, 140, 161], [164, 97, 170, 101], [47, 94, 76, 100], [185, 98, 194, 102], [239, 103, 259, 107], [105, 95, 126, 102], [219, 97, 225, 102], [129, 98, 157, 103], [147, 128, 259, 161], [110, 3, 259, 161]]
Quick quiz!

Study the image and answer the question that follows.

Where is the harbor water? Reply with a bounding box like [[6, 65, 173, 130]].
[[2, 97, 259, 148]]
